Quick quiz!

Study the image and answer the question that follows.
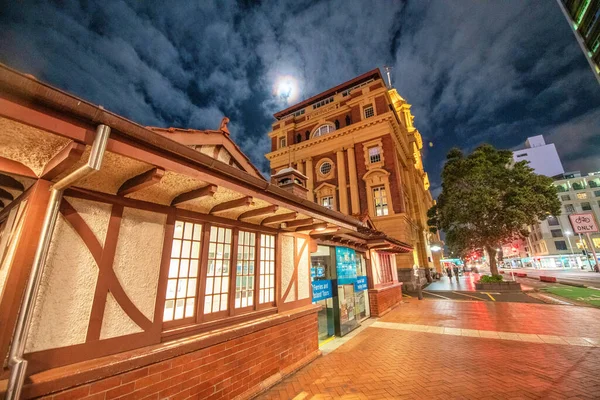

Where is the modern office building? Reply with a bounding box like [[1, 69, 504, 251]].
[[556, 0, 600, 84], [513, 135, 565, 178], [265, 69, 439, 291], [526, 171, 600, 269]]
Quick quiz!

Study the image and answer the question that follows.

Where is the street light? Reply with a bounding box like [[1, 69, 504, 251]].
[[430, 245, 442, 252]]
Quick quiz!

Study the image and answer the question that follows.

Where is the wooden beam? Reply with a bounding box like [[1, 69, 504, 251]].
[[0, 156, 36, 178], [283, 218, 314, 228], [0, 174, 24, 191], [238, 205, 279, 220], [210, 196, 253, 214], [40, 142, 86, 180], [297, 222, 328, 232], [0, 188, 14, 202], [261, 212, 298, 225], [0, 200, 4, 209], [118, 167, 165, 196], [171, 184, 217, 206]]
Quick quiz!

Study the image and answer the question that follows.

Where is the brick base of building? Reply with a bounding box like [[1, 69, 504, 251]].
[[10, 306, 320, 400], [368, 283, 402, 317]]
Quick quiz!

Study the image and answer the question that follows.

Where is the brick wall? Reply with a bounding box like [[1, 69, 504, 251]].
[[374, 95, 387, 116], [380, 135, 403, 214], [37, 314, 319, 400], [368, 283, 402, 317]]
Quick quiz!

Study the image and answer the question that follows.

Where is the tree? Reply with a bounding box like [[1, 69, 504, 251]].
[[428, 144, 560, 276]]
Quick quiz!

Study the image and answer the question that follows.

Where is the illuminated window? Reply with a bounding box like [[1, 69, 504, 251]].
[[312, 124, 336, 138], [164, 221, 202, 322], [378, 253, 393, 283], [321, 196, 334, 209], [205, 226, 232, 314], [259, 234, 275, 304], [582, 202, 592, 211], [235, 230, 256, 309], [373, 186, 389, 216], [593, 238, 600, 249], [364, 106, 374, 119], [576, 193, 588, 199], [368, 146, 381, 164], [279, 136, 286, 149]]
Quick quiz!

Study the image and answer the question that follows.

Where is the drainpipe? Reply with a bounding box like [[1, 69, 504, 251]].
[[6, 124, 111, 400]]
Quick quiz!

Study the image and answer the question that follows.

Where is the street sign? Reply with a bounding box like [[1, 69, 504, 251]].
[[568, 213, 599, 234]]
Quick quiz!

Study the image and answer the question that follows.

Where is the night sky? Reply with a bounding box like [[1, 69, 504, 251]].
[[1, 1, 599, 197]]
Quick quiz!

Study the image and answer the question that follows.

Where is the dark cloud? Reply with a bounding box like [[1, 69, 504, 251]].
[[1, 0, 598, 183]]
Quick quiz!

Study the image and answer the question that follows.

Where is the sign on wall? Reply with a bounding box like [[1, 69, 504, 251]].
[[354, 276, 368, 291], [569, 213, 599, 234], [311, 279, 333, 302], [335, 247, 357, 285]]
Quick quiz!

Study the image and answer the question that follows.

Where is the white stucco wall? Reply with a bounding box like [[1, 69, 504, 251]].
[[112, 207, 165, 324], [100, 292, 142, 340], [25, 214, 99, 353], [297, 237, 310, 300], [281, 235, 295, 302], [66, 197, 112, 247]]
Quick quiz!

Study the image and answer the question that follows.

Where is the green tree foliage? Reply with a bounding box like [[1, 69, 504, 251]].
[[428, 144, 561, 275]]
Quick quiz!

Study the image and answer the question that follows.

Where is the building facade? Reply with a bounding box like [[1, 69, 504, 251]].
[[0, 64, 410, 399], [265, 69, 437, 288], [556, 0, 600, 84], [513, 135, 565, 178], [526, 172, 600, 269]]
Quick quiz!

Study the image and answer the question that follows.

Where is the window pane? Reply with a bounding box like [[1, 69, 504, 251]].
[[173, 221, 184, 239], [174, 299, 185, 320], [205, 226, 233, 314], [259, 234, 276, 304], [185, 298, 195, 318], [163, 300, 174, 321], [169, 259, 179, 278]]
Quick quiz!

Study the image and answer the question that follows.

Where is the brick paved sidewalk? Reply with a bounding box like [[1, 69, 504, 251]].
[[256, 300, 600, 399]]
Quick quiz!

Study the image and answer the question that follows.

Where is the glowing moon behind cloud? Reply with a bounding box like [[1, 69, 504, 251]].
[[274, 75, 299, 103]]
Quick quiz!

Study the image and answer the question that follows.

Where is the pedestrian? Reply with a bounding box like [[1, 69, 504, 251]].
[[453, 264, 460, 282], [446, 266, 453, 281]]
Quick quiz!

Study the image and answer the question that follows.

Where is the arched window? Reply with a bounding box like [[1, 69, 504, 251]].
[[334, 119, 340, 129], [296, 134, 302, 143], [312, 123, 336, 138], [345, 115, 351, 126]]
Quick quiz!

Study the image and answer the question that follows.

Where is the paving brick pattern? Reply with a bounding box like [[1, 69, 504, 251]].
[[257, 300, 600, 399]]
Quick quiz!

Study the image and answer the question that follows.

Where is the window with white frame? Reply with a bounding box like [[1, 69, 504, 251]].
[[235, 230, 256, 309], [372, 186, 389, 216], [259, 234, 275, 304], [364, 106, 374, 119], [321, 196, 334, 209], [279, 136, 287, 149], [312, 124, 336, 138], [205, 226, 232, 314], [164, 221, 202, 322], [368, 146, 381, 164]]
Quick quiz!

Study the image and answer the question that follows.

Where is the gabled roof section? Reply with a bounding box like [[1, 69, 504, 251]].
[[149, 122, 265, 181], [273, 68, 383, 120]]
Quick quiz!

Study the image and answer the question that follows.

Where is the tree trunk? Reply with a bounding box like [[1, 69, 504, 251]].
[[487, 246, 499, 276]]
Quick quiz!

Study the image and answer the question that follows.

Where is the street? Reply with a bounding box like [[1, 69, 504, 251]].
[[257, 299, 600, 399], [501, 267, 600, 289]]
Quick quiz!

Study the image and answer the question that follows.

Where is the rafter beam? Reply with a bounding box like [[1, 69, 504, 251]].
[[118, 167, 165, 196], [238, 204, 279, 220], [210, 196, 253, 214], [0, 188, 14, 202], [261, 212, 298, 225], [0, 174, 24, 192], [0, 200, 4, 209], [283, 218, 314, 228], [171, 184, 217, 206], [40, 142, 86, 180], [0, 156, 36, 178], [296, 222, 328, 232]]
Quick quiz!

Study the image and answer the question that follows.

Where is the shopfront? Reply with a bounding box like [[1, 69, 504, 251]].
[[310, 245, 370, 341]]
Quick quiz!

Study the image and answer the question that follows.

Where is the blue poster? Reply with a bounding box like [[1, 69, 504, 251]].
[[335, 247, 357, 285], [354, 276, 368, 291], [312, 280, 333, 302]]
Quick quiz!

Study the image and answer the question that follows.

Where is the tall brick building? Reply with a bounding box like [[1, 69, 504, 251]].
[[266, 69, 438, 285]]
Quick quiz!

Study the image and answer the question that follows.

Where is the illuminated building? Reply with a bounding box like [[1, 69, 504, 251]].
[[0, 64, 409, 399], [556, 0, 600, 84], [266, 69, 439, 292], [512, 135, 564, 178]]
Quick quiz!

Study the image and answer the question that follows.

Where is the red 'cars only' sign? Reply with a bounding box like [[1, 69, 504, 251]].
[[568, 213, 599, 234]]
